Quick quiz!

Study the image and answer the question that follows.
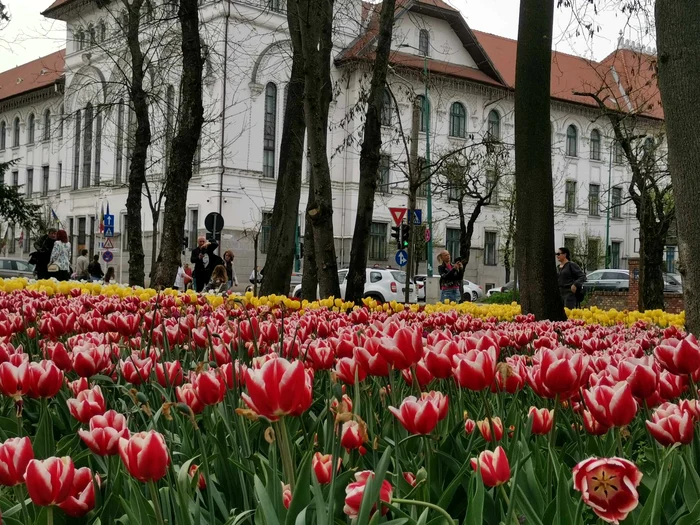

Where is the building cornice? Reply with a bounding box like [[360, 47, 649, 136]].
[[0, 79, 65, 114]]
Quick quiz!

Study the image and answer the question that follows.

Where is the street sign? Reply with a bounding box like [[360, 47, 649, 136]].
[[410, 209, 422, 225], [424, 228, 431, 242], [103, 250, 114, 263], [104, 226, 114, 237], [389, 207, 407, 226], [395, 250, 408, 267], [103, 238, 114, 249], [205, 212, 225, 233], [104, 214, 114, 228]]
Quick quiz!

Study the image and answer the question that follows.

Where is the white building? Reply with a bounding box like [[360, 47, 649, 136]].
[[0, 0, 673, 289]]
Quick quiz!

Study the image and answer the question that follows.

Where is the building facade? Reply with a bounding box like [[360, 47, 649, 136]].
[[0, 0, 673, 289]]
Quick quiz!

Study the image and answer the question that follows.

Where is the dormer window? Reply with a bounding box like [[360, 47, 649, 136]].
[[419, 29, 429, 56]]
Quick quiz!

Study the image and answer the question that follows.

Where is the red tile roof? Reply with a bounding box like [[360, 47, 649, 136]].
[[42, 0, 73, 18], [0, 50, 65, 102]]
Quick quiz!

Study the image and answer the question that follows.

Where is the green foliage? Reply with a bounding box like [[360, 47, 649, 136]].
[[0, 161, 41, 229], [481, 289, 520, 304]]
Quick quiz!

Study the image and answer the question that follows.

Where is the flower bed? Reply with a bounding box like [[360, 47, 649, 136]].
[[0, 278, 694, 524]]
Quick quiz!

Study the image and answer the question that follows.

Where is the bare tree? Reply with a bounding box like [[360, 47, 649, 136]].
[[345, 0, 397, 304], [515, 0, 566, 320], [153, 0, 204, 288], [656, 2, 700, 332], [496, 175, 516, 283]]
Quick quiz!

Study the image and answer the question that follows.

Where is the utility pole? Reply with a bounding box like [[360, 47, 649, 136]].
[[405, 100, 421, 304]]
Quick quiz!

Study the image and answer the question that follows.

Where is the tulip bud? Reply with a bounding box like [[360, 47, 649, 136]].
[[470, 446, 511, 487]]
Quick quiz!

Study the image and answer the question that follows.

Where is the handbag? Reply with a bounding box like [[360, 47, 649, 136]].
[[47, 263, 59, 272]]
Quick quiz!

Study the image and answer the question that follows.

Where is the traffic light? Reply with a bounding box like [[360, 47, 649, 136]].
[[391, 225, 401, 249], [401, 224, 410, 249]]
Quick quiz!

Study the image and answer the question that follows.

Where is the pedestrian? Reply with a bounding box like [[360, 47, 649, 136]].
[[174, 262, 186, 290], [223, 250, 238, 289], [437, 250, 464, 303], [88, 255, 104, 281], [76, 249, 89, 280], [204, 265, 228, 294], [104, 267, 115, 284], [249, 266, 263, 285], [556, 247, 586, 308], [190, 236, 220, 292], [30, 228, 57, 279], [48, 230, 71, 281]]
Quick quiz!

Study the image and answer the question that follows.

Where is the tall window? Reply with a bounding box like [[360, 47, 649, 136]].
[[78, 217, 86, 246], [193, 139, 202, 174], [564, 237, 576, 256], [487, 110, 500, 140], [447, 181, 460, 201], [446, 228, 460, 258], [188, 208, 199, 249], [27, 114, 35, 144], [566, 125, 578, 156], [486, 169, 498, 204], [449, 102, 466, 138], [94, 109, 102, 186], [11, 171, 18, 187], [165, 85, 175, 170], [0, 121, 5, 150], [26, 169, 33, 197], [588, 183, 600, 216], [417, 95, 430, 132], [484, 231, 497, 266], [8, 227, 14, 254], [115, 99, 124, 184], [260, 212, 273, 253], [369, 222, 387, 260], [58, 163, 62, 187], [89, 25, 96, 46], [268, 0, 282, 12], [666, 246, 676, 274], [418, 29, 429, 56], [417, 157, 428, 197], [73, 110, 81, 190], [263, 83, 277, 178], [13, 117, 20, 147], [565, 180, 576, 213], [126, 103, 135, 176], [23, 228, 31, 254], [613, 140, 625, 164], [42, 166, 49, 196], [100, 21, 106, 42], [611, 241, 621, 269], [378, 154, 390, 193], [59, 104, 64, 138], [612, 187, 622, 218], [587, 238, 600, 271], [590, 129, 601, 160], [381, 88, 392, 126], [82, 104, 93, 187], [43, 110, 51, 141]]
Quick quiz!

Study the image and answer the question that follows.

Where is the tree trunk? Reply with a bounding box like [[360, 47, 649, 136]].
[[295, 0, 340, 299], [253, 234, 259, 297], [150, 210, 159, 280], [656, 2, 700, 332], [301, 179, 318, 299], [514, 0, 565, 320], [346, 0, 396, 304], [456, 198, 484, 266], [152, 0, 204, 288], [638, 219, 666, 311], [124, 0, 149, 288], [260, 8, 306, 297]]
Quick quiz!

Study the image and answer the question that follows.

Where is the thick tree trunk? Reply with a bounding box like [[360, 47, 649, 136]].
[[293, 0, 340, 300], [656, 2, 700, 332], [638, 220, 666, 311], [346, 0, 396, 304], [301, 179, 318, 299], [125, 0, 149, 288], [150, 211, 159, 280], [153, 0, 204, 288], [514, 0, 565, 320], [260, 10, 306, 297]]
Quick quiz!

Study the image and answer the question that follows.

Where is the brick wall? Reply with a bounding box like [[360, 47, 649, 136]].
[[628, 258, 640, 310], [665, 294, 684, 314], [584, 291, 630, 311]]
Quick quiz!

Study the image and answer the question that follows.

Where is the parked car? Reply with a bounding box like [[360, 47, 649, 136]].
[[0, 258, 35, 279], [293, 268, 417, 303], [664, 273, 683, 294], [462, 280, 484, 302], [414, 274, 427, 301], [487, 280, 515, 297], [583, 270, 630, 292]]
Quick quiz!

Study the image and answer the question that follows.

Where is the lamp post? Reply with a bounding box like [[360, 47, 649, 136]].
[[399, 44, 433, 276], [604, 143, 613, 268]]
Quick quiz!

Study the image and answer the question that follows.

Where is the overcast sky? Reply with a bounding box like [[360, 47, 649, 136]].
[[0, 0, 655, 73]]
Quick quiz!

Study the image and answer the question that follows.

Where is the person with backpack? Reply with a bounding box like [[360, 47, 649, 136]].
[[556, 247, 586, 308]]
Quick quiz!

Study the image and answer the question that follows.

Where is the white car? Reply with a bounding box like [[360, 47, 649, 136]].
[[293, 268, 417, 303], [487, 280, 515, 297], [462, 280, 484, 302]]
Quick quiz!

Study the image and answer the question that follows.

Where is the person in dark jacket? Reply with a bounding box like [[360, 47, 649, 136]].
[[88, 255, 104, 281], [557, 247, 587, 308], [190, 236, 221, 292], [30, 228, 57, 279], [437, 250, 464, 303]]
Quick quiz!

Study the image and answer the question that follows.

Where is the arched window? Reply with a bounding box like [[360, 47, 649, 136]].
[[643, 137, 655, 161], [165, 85, 175, 171], [115, 99, 125, 184], [419, 29, 429, 56], [487, 110, 501, 140], [27, 113, 35, 144], [417, 95, 430, 133], [73, 110, 81, 190], [590, 129, 601, 160], [381, 88, 392, 126], [0, 121, 5, 150], [12, 117, 20, 147], [100, 21, 106, 42], [88, 24, 96, 46], [449, 102, 466, 138], [263, 83, 277, 178], [566, 124, 578, 157], [94, 108, 102, 186], [43, 110, 51, 141], [83, 103, 93, 187], [76, 30, 85, 51]]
